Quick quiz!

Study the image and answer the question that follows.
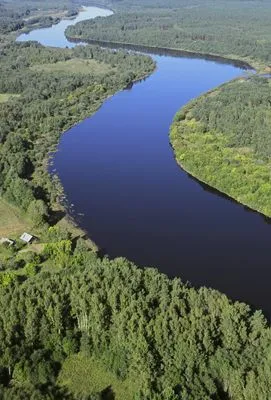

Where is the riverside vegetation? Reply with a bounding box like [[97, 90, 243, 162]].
[[0, 41, 154, 233], [170, 77, 271, 217], [0, 0, 271, 399]]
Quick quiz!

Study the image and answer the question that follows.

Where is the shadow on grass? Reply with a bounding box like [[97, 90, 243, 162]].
[[102, 386, 115, 400], [48, 210, 66, 226]]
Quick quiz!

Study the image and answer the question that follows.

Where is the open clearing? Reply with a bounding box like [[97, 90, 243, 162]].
[[0, 199, 30, 237], [0, 93, 20, 103], [31, 58, 114, 75], [58, 354, 136, 400]]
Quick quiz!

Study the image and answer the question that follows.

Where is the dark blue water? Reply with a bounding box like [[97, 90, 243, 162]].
[[18, 8, 271, 314]]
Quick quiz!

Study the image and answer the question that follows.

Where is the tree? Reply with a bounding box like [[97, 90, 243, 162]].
[[27, 199, 48, 226]]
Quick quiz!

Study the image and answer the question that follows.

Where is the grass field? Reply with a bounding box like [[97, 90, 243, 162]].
[[0, 93, 20, 103], [31, 59, 114, 75], [58, 354, 136, 400], [0, 199, 30, 237]]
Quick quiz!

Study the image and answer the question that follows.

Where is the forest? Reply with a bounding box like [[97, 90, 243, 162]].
[[0, 239, 270, 399], [170, 77, 271, 217], [66, 0, 271, 69]]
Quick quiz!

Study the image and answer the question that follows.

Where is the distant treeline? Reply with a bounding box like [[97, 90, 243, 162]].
[[66, 0, 271, 67]]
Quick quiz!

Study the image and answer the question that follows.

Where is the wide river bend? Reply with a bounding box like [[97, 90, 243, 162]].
[[18, 7, 271, 315]]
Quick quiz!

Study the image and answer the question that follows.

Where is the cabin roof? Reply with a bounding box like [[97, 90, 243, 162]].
[[20, 232, 33, 243]]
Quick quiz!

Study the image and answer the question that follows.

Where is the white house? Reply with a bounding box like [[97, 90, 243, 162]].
[[20, 232, 34, 244]]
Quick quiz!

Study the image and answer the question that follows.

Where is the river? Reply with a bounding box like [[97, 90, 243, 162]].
[[17, 7, 271, 315]]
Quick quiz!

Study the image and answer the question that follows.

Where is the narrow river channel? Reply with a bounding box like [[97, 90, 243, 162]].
[[18, 7, 271, 315]]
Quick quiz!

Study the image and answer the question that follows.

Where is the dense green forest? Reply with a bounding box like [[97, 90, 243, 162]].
[[0, 42, 154, 227], [170, 76, 271, 216], [0, 242, 270, 399], [66, 0, 271, 69]]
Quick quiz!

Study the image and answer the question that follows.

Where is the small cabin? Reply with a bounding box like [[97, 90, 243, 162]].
[[20, 232, 34, 244], [0, 238, 15, 247]]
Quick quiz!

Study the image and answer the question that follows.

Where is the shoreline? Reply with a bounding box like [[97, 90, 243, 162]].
[[12, 5, 155, 248], [169, 77, 271, 220], [66, 35, 256, 71], [17, 7, 82, 35], [44, 65, 155, 246], [173, 151, 271, 221]]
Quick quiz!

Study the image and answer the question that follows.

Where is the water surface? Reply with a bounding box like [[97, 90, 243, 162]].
[[18, 7, 271, 315], [17, 6, 113, 48]]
